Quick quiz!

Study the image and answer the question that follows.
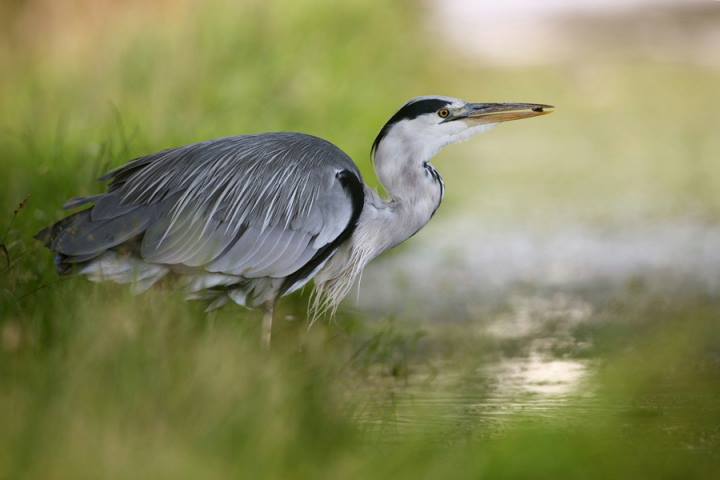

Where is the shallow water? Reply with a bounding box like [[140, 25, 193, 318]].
[[356, 347, 599, 440], [357, 219, 720, 319], [352, 223, 720, 449], [357, 349, 720, 454]]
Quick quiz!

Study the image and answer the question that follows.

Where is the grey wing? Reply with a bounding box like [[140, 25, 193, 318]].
[[43, 133, 364, 285]]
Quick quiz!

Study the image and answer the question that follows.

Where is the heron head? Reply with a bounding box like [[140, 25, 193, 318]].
[[372, 96, 554, 163]]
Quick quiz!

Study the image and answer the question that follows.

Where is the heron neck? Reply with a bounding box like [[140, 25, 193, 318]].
[[374, 138, 440, 201], [315, 146, 442, 290], [369, 144, 443, 252]]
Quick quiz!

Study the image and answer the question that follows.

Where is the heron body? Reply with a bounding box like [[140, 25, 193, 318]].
[[37, 96, 552, 345]]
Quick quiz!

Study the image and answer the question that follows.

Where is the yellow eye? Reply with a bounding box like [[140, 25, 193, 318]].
[[438, 108, 450, 118]]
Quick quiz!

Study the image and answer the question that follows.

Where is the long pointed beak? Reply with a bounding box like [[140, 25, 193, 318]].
[[460, 102, 554, 124]]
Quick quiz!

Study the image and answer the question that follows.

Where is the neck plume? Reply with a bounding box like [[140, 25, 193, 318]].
[[311, 129, 446, 317]]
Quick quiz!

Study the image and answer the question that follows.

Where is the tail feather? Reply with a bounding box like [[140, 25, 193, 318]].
[[35, 205, 150, 275], [34, 209, 90, 248]]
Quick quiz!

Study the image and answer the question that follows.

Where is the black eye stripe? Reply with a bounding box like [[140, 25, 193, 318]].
[[372, 99, 453, 153], [389, 99, 452, 122]]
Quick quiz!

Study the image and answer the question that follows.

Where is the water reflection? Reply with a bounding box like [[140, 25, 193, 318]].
[[490, 355, 587, 396], [358, 353, 593, 438], [483, 293, 594, 339], [358, 333, 594, 437]]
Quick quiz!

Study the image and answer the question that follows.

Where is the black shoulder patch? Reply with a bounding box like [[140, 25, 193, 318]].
[[371, 98, 451, 154], [279, 169, 364, 296]]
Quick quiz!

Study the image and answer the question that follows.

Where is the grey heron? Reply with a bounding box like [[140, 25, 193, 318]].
[[36, 96, 553, 346]]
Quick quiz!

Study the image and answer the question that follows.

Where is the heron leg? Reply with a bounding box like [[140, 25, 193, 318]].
[[261, 301, 274, 349]]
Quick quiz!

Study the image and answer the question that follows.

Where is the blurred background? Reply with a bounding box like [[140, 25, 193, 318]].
[[1, 0, 719, 478]]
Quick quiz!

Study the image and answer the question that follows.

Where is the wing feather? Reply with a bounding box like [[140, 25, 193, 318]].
[[251, 230, 313, 277]]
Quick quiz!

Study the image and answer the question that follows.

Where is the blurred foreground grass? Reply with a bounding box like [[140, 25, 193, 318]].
[[2, 0, 720, 478], [2, 282, 719, 478]]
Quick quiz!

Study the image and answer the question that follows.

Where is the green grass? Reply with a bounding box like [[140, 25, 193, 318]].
[[2, 1, 720, 478], [2, 285, 718, 478]]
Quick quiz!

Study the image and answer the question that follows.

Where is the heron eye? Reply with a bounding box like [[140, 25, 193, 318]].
[[438, 108, 450, 119]]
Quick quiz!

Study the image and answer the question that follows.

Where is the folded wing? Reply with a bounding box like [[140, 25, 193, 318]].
[[40, 133, 364, 286]]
